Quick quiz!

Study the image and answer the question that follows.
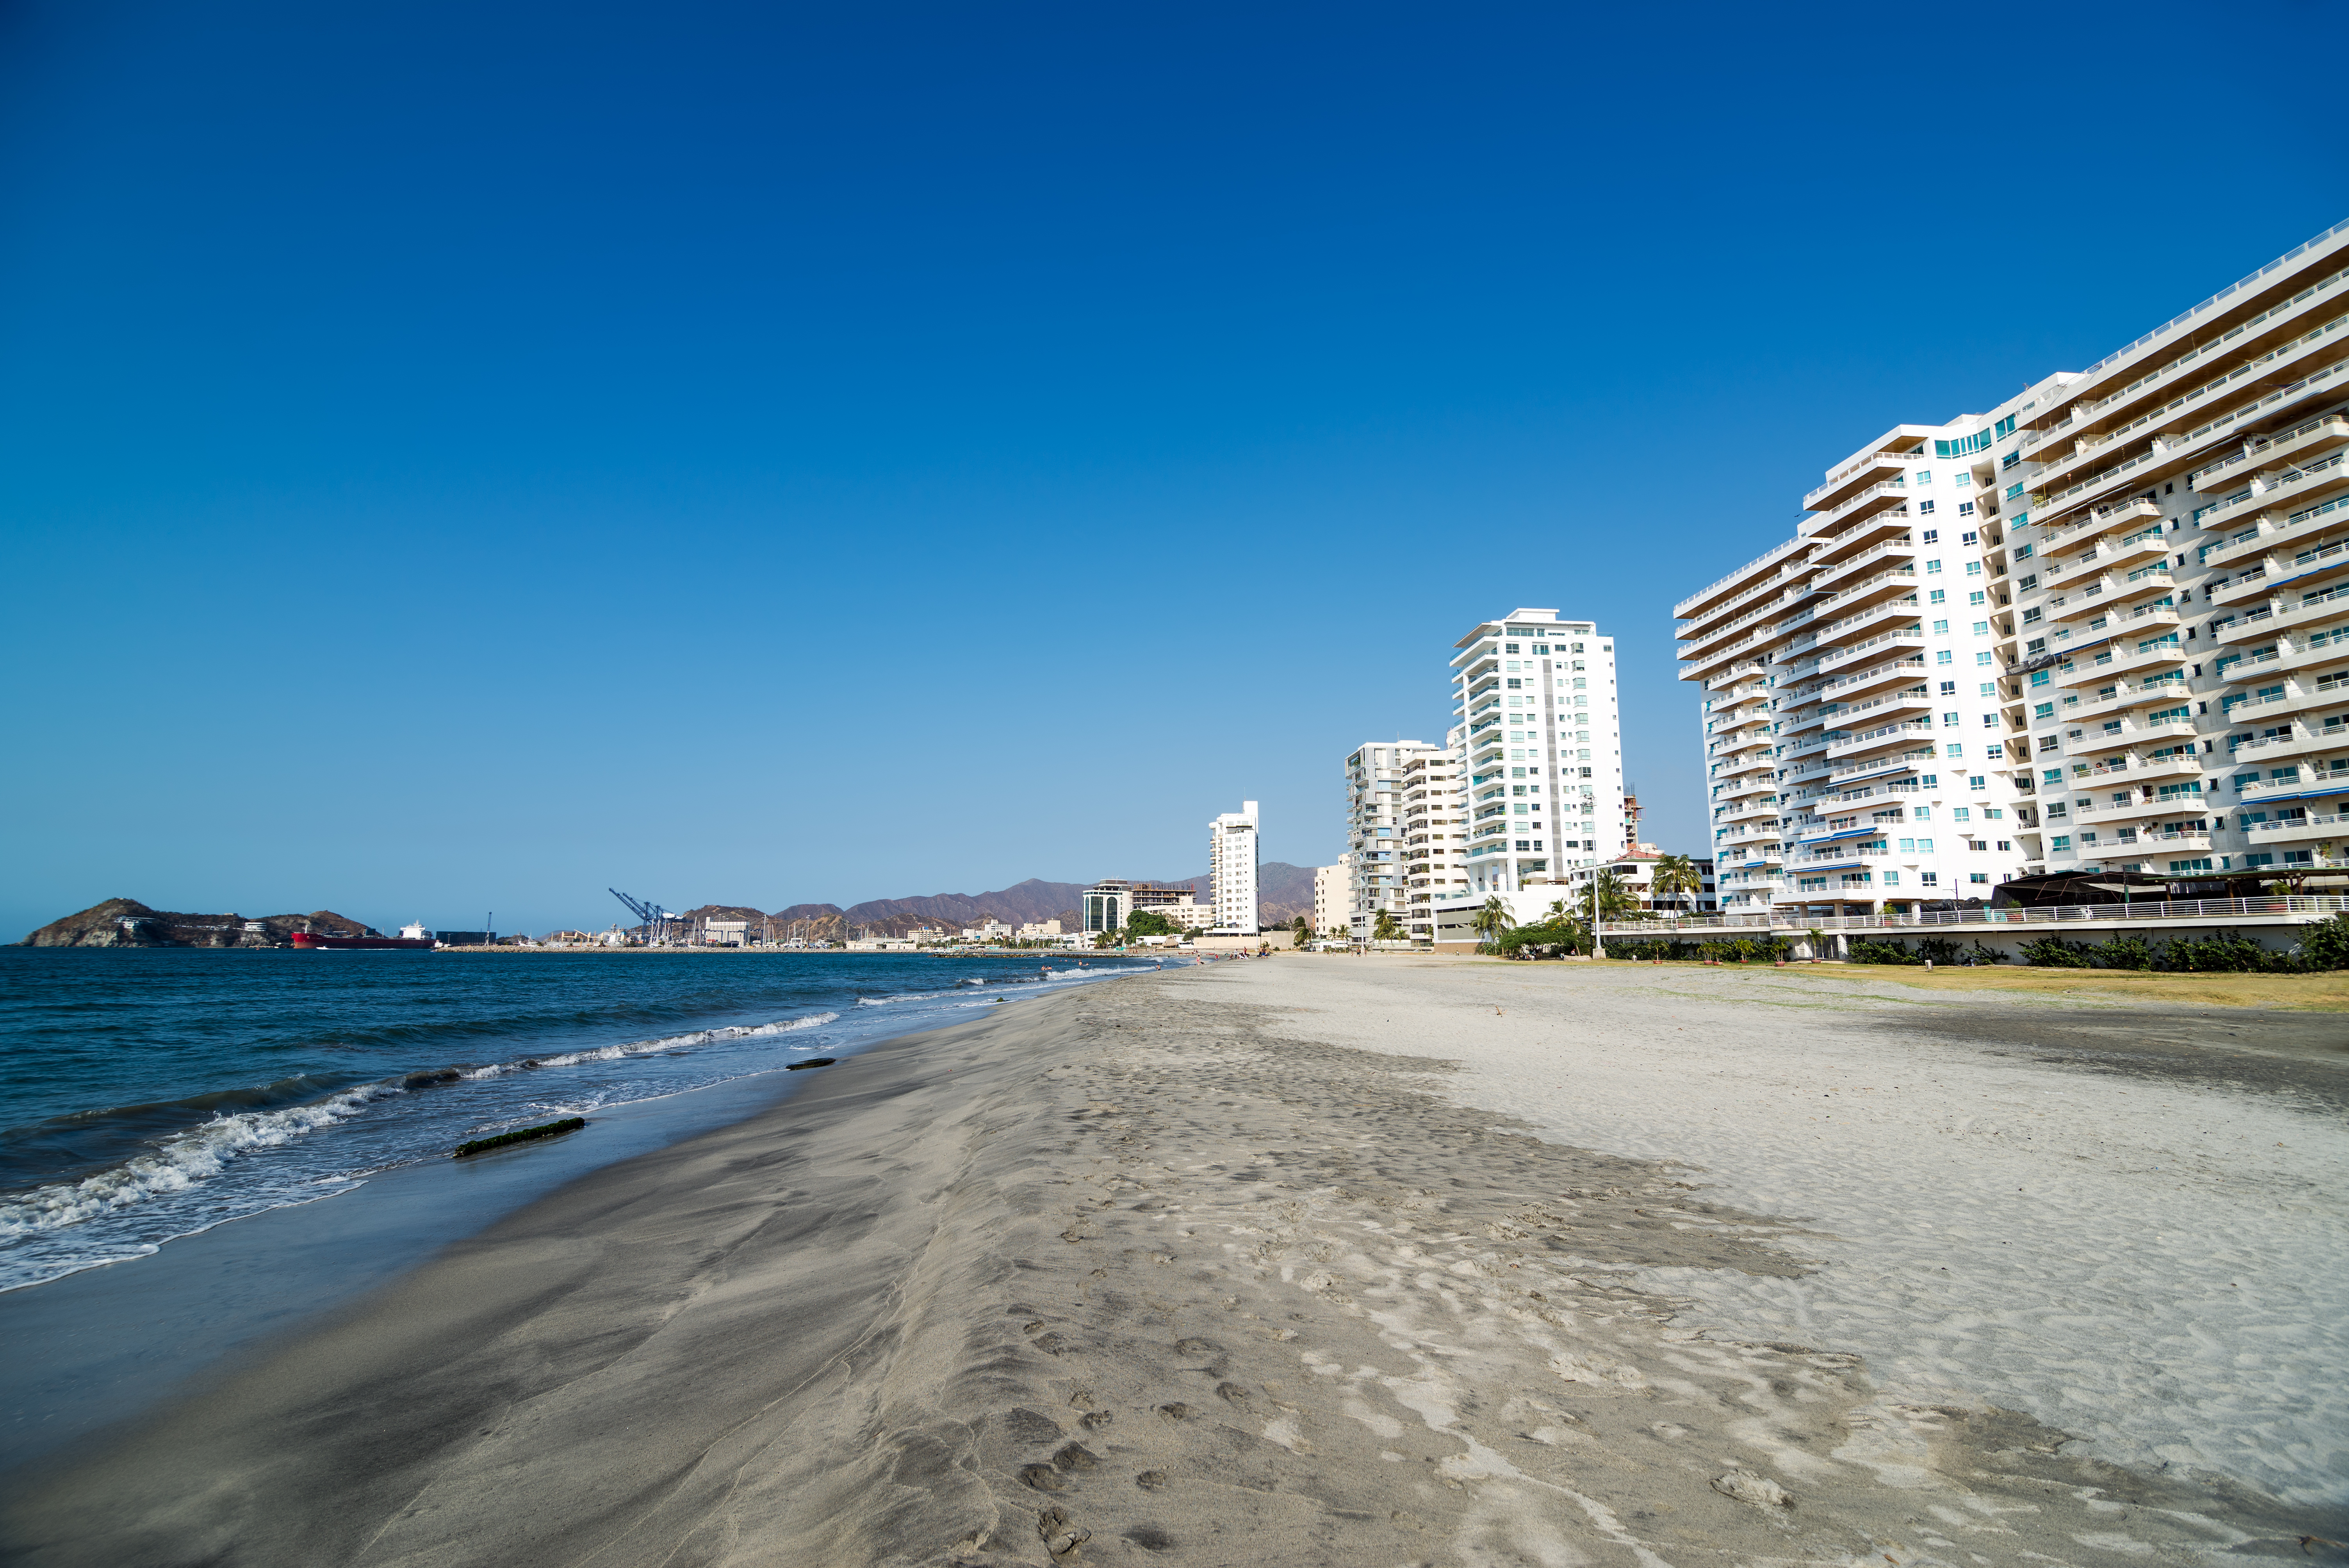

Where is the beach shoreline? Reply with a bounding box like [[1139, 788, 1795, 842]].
[[7, 962, 2342, 1566]]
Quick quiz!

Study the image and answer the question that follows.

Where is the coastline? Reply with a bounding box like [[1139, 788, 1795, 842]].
[[6, 962, 2342, 1566]]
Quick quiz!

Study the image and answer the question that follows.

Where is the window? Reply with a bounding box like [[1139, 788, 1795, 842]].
[[2051, 834, 2071, 850], [1927, 559, 1943, 574], [1914, 808, 1932, 821], [1943, 711, 1960, 726], [2003, 453, 2021, 472], [1919, 500, 1936, 514], [1981, 714, 1998, 728], [1922, 529, 1939, 544], [1973, 622, 1990, 636], [2030, 669, 2050, 686], [1961, 531, 1978, 546], [2170, 857, 2213, 873], [1994, 414, 2017, 439], [1969, 872, 1990, 884], [1917, 470, 1934, 484], [1931, 589, 1948, 605], [1959, 501, 1976, 517], [1921, 872, 1939, 886], [1945, 743, 1964, 758], [1938, 650, 1955, 665], [1953, 807, 1971, 822], [1940, 681, 1958, 695], [1504, 643, 1520, 653], [1969, 591, 1986, 607], [1882, 870, 1901, 886], [1898, 837, 1916, 852]]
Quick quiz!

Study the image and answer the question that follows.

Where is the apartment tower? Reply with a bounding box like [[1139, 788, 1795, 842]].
[[1207, 800, 1260, 935], [1343, 741, 1436, 939], [1676, 217, 2349, 912], [1447, 610, 1625, 894]]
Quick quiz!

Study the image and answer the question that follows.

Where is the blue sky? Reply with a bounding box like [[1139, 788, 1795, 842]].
[[3, 0, 2343, 937]]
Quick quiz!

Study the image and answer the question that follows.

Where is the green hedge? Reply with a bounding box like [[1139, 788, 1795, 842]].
[[2015, 918, 2346, 972]]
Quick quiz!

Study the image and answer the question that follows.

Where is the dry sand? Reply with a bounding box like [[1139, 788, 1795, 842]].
[[4, 959, 2343, 1567]]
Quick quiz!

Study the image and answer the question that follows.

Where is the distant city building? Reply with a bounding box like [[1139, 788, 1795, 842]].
[[1082, 880, 1131, 934], [1132, 893, 1211, 928], [702, 919, 749, 946], [1207, 801, 1260, 935], [1016, 919, 1063, 939], [961, 919, 1012, 942]]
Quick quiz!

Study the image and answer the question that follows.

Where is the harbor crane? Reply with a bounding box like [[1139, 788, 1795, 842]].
[[608, 889, 676, 946]]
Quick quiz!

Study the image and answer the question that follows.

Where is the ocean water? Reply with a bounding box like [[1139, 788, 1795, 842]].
[[0, 947, 1153, 1293]]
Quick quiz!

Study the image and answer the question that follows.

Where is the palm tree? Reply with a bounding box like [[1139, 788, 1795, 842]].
[[1470, 896, 1511, 947], [1372, 911, 1405, 943], [1290, 915, 1311, 946], [1650, 853, 1702, 918]]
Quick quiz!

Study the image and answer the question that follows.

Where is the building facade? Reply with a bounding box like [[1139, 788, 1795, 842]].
[[1447, 610, 1626, 895], [1081, 880, 1130, 935], [1312, 859, 1348, 937], [1677, 217, 2349, 913], [1397, 731, 1468, 940], [1207, 801, 1260, 934], [1344, 741, 1437, 939]]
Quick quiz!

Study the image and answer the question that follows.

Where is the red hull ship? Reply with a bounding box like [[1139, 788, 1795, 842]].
[[291, 930, 435, 950]]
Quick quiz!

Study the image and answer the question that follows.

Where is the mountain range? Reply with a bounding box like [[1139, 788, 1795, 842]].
[[685, 862, 1319, 939]]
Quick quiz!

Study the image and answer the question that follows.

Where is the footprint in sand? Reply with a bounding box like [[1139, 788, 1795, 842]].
[[1157, 1403, 1192, 1421], [1135, 1470, 1168, 1491]]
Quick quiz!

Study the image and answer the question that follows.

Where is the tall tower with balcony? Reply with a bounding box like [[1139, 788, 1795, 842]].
[[1207, 801, 1260, 935], [1448, 611, 1623, 895]]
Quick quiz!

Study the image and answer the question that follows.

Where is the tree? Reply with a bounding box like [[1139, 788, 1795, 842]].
[[1470, 896, 1511, 945], [1372, 911, 1405, 943], [1290, 915, 1311, 946], [1126, 909, 1176, 937], [1590, 870, 1645, 921], [1650, 853, 1702, 915]]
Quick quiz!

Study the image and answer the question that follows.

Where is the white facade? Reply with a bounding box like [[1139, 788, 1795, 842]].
[[1207, 801, 1260, 934], [1676, 217, 2349, 911], [1448, 610, 1626, 895], [1344, 741, 1438, 939], [1397, 732, 1468, 940], [1312, 860, 1348, 936], [1016, 920, 1063, 939]]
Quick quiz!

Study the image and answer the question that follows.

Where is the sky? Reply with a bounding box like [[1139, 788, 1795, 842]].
[[3, 0, 2345, 938]]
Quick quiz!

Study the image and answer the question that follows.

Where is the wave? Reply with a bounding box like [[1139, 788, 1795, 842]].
[[0, 1009, 845, 1242], [0, 1082, 387, 1239]]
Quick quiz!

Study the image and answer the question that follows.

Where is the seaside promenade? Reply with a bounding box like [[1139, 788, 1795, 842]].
[[6, 959, 2341, 1566]]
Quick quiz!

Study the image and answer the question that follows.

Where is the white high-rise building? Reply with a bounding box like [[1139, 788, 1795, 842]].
[[1344, 740, 1441, 939], [1445, 610, 1625, 894], [1676, 217, 2349, 913], [1399, 729, 1469, 939], [1207, 800, 1260, 935]]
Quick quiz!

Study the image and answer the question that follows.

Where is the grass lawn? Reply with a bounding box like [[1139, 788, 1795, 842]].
[[1595, 957, 2349, 1010]]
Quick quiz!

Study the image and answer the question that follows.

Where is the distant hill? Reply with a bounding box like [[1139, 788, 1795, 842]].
[[691, 863, 1322, 940], [20, 899, 375, 948]]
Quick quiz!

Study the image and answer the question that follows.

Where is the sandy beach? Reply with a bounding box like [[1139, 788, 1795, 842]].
[[6, 958, 2344, 1566]]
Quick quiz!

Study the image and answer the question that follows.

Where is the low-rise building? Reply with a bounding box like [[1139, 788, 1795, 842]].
[[1082, 880, 1130, 934], [1312, 859, 1348, 936], [1016, 919, 1063, 939]]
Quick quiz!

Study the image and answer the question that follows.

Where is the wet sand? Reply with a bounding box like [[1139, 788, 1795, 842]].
[[5, 961, 2343, 1566]]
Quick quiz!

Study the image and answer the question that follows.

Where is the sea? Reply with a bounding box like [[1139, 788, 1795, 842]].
[[0, 946, 1154, 1296]]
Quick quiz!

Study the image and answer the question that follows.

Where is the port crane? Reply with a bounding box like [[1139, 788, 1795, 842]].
[[608, 889, 676, 946]]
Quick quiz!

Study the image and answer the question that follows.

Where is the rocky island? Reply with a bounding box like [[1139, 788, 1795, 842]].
[[18, 899, 378, 948]]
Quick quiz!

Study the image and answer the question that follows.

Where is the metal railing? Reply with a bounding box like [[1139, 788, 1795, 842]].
[[1596, 894, 2349, 934]]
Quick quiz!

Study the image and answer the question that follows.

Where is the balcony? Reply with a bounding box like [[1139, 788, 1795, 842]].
[[1805, 449, 1914, 512], [1819, 624, 1927, 672], [1816, 564, 1922, 617], [1816, 593, 1922, 644], [2076, 830, 2214, 863], [2272, 581, 2349, 637], [2233, 727, 2349, 774], [2237, 755, 2349, 799], [2050, 637, 2188, 688], [2069, 717, 2199, 760], [2190, 414, 2349, 498], [1810, 537, 1917, 593], [2193, 447, 2349, 531], [1829, 748, 1934, 785], [1820, 687, 1932, 726], [1828, 719, 1936, 760], [1809, 479, 1909, 535], [1819, 657, 1930, 702], [2246, 812, 2349, 846], [2208, 568, 2274, 607], [2075, 789, 2209, 828]]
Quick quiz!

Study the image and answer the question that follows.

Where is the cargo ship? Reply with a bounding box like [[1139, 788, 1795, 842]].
[[291, 921, 437, 951]]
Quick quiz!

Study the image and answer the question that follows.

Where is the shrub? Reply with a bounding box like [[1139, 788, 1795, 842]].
[[1848, 938, 1920, 965], [2298, 912, 2349, 971], [2160, 931, 2290, 973], [2087, 934, 2157, 970], [2018, 936, 2092, 967]]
